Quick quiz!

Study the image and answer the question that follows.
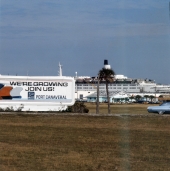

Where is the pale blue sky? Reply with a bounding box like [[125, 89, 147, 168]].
[[0, 0, 170, 84]]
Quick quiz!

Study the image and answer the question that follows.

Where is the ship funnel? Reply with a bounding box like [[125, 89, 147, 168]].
[[104, 59, 111, 69], [104, 60, 108, 65]]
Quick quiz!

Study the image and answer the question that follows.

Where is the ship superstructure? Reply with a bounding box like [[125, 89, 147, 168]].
[[75, 60, 170, 100]]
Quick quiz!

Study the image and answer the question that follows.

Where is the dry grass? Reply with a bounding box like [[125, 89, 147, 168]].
[[1, 108, 170, 171], [86, 102, 158, 114]]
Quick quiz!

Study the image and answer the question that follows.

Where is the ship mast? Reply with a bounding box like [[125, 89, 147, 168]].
[[58, 62, 62, 76]]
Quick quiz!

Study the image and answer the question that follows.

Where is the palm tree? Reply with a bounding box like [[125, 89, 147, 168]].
[[135, 95, 141, 101], [98, 68, 115, 114], [159, 95, 163, 102], [144, 95, 149, 102], [149, 95, 155, 103], [129, 95, 135, 102], [96, 75, 100, 114]]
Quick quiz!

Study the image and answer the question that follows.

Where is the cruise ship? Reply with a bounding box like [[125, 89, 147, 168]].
[[74, 60, 170, 100]]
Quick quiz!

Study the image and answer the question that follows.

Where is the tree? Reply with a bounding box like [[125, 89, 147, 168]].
[[68, 101, 89, 113], [96, 75, 100, 114], [144, 95, 149, 102], [135, 95, 142, 101], [158, 95, 163, 102], [98, 68, 115, 114], [149, 95, 155, 103], [129, 96, 135, 102]]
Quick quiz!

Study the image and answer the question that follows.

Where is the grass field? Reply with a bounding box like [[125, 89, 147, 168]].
[[0, 103, 170, 171], [86, 102, 157, 114]]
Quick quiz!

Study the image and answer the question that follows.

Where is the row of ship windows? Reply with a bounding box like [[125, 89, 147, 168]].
[[76, 86, 138, 88], [76, 87, 139, 89], [77, 84, 137, 86]]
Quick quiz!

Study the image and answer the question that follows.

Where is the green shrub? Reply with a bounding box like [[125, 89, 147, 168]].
[[67, 102, 89, 113]]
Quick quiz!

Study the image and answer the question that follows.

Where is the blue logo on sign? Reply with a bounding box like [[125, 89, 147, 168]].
[[28, 92, 35, 100]]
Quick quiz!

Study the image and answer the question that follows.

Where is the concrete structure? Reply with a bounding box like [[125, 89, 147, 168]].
[[86, 91, 130, 103]]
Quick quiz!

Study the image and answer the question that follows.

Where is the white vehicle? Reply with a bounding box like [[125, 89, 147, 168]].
[[147, 102, 170, 115]]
